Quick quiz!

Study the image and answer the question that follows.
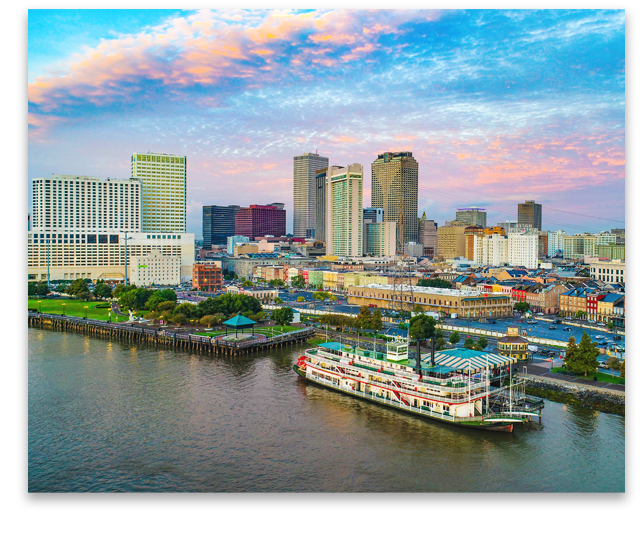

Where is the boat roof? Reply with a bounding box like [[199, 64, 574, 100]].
[[421, 348, 515, 372]]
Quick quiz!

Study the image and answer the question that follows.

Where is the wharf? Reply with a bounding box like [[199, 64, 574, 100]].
[[28, 312, 314, 356]]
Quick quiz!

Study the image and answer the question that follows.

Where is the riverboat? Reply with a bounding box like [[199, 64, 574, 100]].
[[293, 338, 544, 432]]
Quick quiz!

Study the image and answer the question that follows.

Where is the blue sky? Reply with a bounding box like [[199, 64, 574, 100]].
[[27, 9, 625, 237]]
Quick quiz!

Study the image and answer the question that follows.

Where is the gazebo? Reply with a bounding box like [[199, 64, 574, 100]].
[[222, 312, 257, 339]]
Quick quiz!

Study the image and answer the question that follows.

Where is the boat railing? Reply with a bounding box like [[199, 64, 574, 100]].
[[307, 351, 487, 393], [307, 373, 499, 423]]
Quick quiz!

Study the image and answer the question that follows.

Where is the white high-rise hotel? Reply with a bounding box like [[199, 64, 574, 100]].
[[28, 153, 194, 284], [131, 152, 187, 233], [293, 152, 329, 238]]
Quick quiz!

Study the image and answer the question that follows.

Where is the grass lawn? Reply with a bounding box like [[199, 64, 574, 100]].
[[550, 367, 625, 385], [29, 298, 130, 323], [195, 325, 300, 338]]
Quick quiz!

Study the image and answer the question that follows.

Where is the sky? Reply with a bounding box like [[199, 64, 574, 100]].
[[27, 8, 626, 239]]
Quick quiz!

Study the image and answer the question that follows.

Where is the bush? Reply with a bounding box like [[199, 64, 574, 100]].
[[94, 303, 111, 309], [171, 314, 187, 326]]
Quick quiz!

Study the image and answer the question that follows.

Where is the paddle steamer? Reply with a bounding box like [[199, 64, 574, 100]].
[[293, 338, 544, 432]]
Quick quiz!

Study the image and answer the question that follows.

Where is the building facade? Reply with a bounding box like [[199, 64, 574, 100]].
[[235, 204, 286, 241], [596, 243, 625, 260], [28, 232, 195, 282], [314, 168, 328, 242], [455, 207, 487, 227], [31, 175, 141, 234], [547, 230, 565, 257], [192, 262, 224, 292], [130, 250, 181, 287], [417, 213, 438, 257], [363, 207, 384, 223], [589, 259, 625, 284], [293, 152, 329, 238], [131, 152, 186, 233], [347, 283, 513, 318], [403, 242, 424, 258], [508, 232, 539, 269], [437, 222, 468, 260], [371, 151, 418, 250], [226, 235, 250, 255], [517, 200, 542, 231], [203, 205, 240, 249], [325, 164, 363, 257], [363, 221, 396, 257]]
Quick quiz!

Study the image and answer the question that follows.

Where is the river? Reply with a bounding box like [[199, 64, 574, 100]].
[[28, 328, 624, 492]]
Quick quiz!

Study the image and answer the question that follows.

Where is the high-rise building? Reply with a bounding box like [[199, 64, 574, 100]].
[[235, 204, 286, 241], [417, 212, 438, 257], [131, 152, 187, 233], [547, 230, 565, 257], [508, 232, 539, 269], [325, 164, 363, 257], [363, 207, 384, 223], [517, 200, 542, 231], [404, 242, 424, 258], [364, 221, 396, 257], [227, 235, 250, 255], [473, 234, 509, 267], [202, 205, 240, 249], [31, 174, 141, 234], [314, 168, 328, 242], [293, 152, 329, 237], [437, 221, 468, 260], [371, 151, 418, 250], [456, 207, 487, 227]]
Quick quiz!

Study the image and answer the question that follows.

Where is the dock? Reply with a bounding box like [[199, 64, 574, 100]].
[[28, 312, 315, 356]]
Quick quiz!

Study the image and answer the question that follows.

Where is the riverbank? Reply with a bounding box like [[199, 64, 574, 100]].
[[516, 373, 625, 416]]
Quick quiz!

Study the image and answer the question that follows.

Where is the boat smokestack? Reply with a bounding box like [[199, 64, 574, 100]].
[[416, 338, 422, 377], [431, 338, 435, 366]]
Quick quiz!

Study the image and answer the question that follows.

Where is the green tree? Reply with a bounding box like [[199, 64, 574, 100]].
[[409, 313, 437, 370], [565, 332, 599, 376], [449, 331, 461, 346], [514, 302, 530, 315], [171, 313, 187, 326], [619, 359, 625, 378], [291, 275, 306, 288], [412, 304, 425, 315], [174, 303, 197, 320], [607, 357, 620, 377], [435, 337, 448, 351], [157, 300, 177, 312], [36, 281, 50, 296], [274, 297, 284, 305], [313, 291, 328, 301], [66, 278, 91, 300], [93, 280, 112, 299], [28, 282, 37, 296], [563, 336, 578, 368], [607, 322, 614, 331], [477, 336, 488, 350], [272, 307, 294, 327], [269, 279, 285, 288], [199, 314, 221, 327], [55, 283, 68, 294], [371, 309, 383, 344], [112, 283, 137, 298], [355, 306, 372, 347], [296, 296, 305, 302], [575, 310, 586, 320], [463, 337, 475, 349]]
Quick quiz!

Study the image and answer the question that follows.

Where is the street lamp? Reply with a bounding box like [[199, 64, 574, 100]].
[[37, 300, 41, 313], [108, 309, 112, 323], [84, 306, 88, 320], [122, 233, 133, 286], [62, 303, 66, 317]]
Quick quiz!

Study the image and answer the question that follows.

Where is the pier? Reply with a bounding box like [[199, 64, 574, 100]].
[[28, 312, 314, 356]]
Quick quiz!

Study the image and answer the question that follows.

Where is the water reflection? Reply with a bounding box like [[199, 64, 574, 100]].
[[29, 328, 625, 493]]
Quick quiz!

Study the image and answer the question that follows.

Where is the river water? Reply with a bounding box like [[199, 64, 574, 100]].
[[28, 328, 625, 492]]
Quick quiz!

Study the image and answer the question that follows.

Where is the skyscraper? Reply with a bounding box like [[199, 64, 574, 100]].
[[202, 205, 240, 249], [455, 207, 487, 227], [131, 152, 187, 233], [235, 204, 286, 241], [325, 164, 363, 257], [293, 152, 329, 238], [314, 168, 328, 242], [517, 200, 542, 231], [417, 212, 438, 257], [371, 151, 418, 251], [363, 207, 384, 223]]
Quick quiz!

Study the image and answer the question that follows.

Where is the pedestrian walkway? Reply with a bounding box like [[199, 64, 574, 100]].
[[520, 362, 625, 393]]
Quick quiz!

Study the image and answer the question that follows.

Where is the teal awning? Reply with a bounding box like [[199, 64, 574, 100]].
[[223, 313, 257, 329]]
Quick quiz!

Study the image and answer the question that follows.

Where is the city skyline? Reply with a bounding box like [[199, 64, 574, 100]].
[[28, 9, 625, 237]]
